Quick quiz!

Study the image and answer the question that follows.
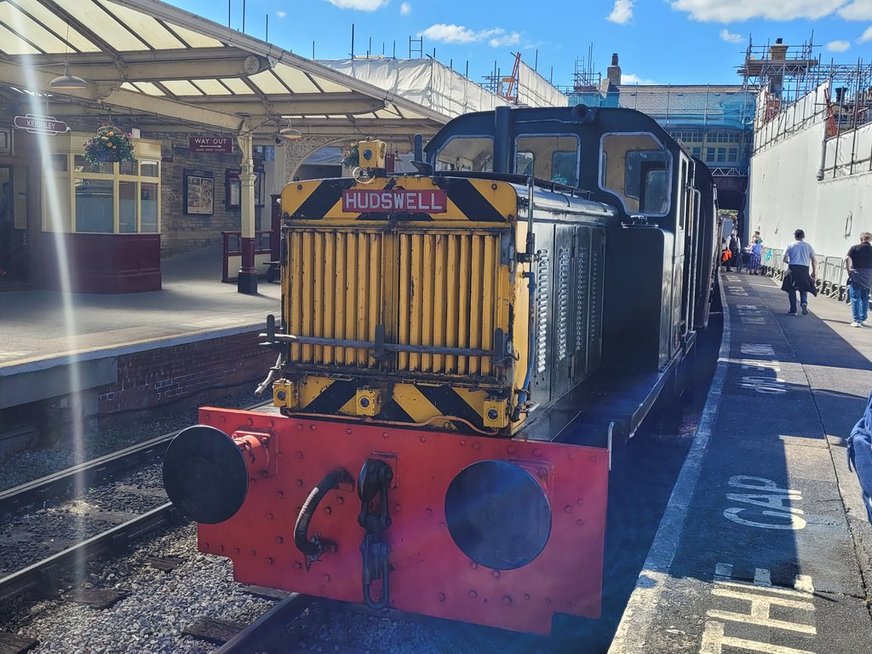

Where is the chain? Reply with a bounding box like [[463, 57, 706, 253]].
[[357, 458, 393, 610]]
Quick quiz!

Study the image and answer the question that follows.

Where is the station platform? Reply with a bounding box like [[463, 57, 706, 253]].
[[0, 246, 280, 416], [610, 271, 872, 653]]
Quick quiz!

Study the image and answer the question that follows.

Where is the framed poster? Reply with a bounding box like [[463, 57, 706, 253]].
[[225, 168, 241, 209], [183, 169, 214, 216], [254, 165, 265, 207]]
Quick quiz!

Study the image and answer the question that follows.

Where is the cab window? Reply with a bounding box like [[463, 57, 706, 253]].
[[515, 135, 580, 186], [600, 133, 672, 216], [435, 137, 494, 172]]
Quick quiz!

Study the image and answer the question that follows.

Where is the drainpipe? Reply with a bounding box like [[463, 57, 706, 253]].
[[237, 127, 258, 294]]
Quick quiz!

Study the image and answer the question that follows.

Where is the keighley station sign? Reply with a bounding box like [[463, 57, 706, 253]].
[[13, 114, 70, 136]]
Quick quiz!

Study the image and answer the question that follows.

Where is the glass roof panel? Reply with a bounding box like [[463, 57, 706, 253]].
[[13, 1, 100, 52], [52, 0, 149, 52], [309, 75, 352, 93], [101, 2, 186, 50], [160, 80, 204, 96], [247, 70, 288, 95], [272, 64, 320, 94], [164, 22, 224, 48], [0, 23, 41, 55], [0, 3, 68, 54], [194, 79, 233, 95], [131, 81, 165, 96], [120, 82, 140, 92], [219, 77, 255, 94], [398, 108, 427, 120]]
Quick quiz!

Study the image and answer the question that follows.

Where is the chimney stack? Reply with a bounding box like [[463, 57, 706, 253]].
[[770, 37, 788, 61], [607, 52, 622, 87]]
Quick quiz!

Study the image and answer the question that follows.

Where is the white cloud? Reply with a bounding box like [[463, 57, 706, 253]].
[[719, 28, 744, 44], [488, 30, 522, 47], [622, 73, 658, 85], [325, 0, 388, 11], [419, 24, 521, 48], [669, 0, 845, 22], [400, 2, 411, 15], [859, 25, 872, 42], [826, 39, 852, 51], [840, 0, 872, 20], [607, 0, 634, 24], [276, 10, 287, 18]]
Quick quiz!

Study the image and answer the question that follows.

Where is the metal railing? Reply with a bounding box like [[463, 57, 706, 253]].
[[761, 248, 850, 301]]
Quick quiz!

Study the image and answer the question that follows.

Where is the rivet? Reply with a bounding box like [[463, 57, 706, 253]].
[[266, 557, 274, 565], [545, 597, 552, 605], [420, 435, 427, 442], [538, 468, 547, 479], [346, 428, 353, 435], [425, 507, 433, 516], [507, 445, 516, 454], [589, 456, 597, 463], [219, 545, 224, 552], [472, 442, 481, 450], [337, 496, 344, 505], [533, 448, 542, 456], [492, 570, 500, 578], [268, 419, 275, 428], [203, 412, 211, 421], [577, 498, 584, 505], [276, 536, 284, 544], [297, 183, 303, 190], [219, 416, 226, 423], [277, 452, 283, 460], [266, 513, 274, 520], [296, 424, 304, 431], [585, 604, 592, 612], [309, 424, 317, 431], [259, 470, 268, 478], [469, 590, 477, 599], [503, 596, 512, 605], [576, 519, 584, 526], [249, 549, 257, 556], [460, 439, 467, 446], [203, 542, 209, 549], [234, 547, 240, 554], [276, 491, 284, 500], [438, 592, 446, 602], [564, 505, 572, 513], [394, 504, 402, 512], [323, 574, 331, 582], [470, 561, 478, 569], [246, 417, 254, 426], [382, 432, 389, 438], [491, 183, 498, 190], [296, 479, 304, 487], [524, 593, 530, 600], [296, 451, 304, 459], [294, 562, 302, 569], [324, 506, 332, 515]]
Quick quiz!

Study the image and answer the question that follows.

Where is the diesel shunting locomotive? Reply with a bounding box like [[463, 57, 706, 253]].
[[163, 104, 719, 635]]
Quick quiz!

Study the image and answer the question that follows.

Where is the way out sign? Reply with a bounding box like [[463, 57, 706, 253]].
[[189, 137, 234, 154], [13, 114, 69, 136]]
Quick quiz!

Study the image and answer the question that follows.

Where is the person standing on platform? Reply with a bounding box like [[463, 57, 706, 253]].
[[747, 231, 763, 275], [845, 232, 872, 327], [726, 230, 741, 272], [781, 229, 817, 315]]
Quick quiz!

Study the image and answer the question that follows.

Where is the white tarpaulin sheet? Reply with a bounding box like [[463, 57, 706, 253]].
[[321, 58, 504, 118], [320, 58, 568, 118], [517, 62, 568, 108]]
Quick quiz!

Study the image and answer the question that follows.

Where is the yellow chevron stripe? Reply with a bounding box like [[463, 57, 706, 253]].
[[393, 383, 440, 422]]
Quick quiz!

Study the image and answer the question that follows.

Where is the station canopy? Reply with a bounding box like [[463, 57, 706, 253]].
[[0, 0, 455, 140]]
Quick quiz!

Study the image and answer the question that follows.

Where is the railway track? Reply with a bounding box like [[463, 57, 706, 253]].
[[0, 402, 271, 609]]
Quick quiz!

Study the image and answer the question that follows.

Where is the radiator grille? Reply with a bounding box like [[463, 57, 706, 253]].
[[556, 246, 571, 362], [536, 250, 550, 375], [397, 231, 500, 376], [285, 229, 384, 366]]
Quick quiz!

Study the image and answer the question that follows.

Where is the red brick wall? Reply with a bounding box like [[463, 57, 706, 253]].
[[96, 331, 276, 414]]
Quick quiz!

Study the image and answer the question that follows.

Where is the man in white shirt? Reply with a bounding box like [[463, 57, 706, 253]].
[[781, 229, 817, 315]]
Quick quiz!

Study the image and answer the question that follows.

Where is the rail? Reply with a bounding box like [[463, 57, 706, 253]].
[[214, 593, 311, 653], [221, 231, 275, 283], [761, 248, 850, 302]]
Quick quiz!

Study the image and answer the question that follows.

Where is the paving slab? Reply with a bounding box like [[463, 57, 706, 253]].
[[610, 272, 872, 654]]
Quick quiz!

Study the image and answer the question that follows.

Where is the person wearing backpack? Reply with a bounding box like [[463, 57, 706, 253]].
[[845, 232, 872, 327]]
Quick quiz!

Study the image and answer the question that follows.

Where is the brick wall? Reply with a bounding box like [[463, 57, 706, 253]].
[[96, 331, 276, 415]]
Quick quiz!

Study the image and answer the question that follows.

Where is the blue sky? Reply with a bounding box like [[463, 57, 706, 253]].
[[166, 0, 872, 86]]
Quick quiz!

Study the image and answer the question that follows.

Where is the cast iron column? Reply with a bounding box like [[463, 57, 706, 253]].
[[237, 129, 258, 294]]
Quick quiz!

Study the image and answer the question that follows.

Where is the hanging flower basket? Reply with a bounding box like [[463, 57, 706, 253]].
[[83, 125, 135, 166]]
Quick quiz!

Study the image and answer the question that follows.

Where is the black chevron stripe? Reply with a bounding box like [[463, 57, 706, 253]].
[[416, 385, 483, 429], [303, 379, 357, 414], [444, 179, 505, 222], [293, 179, 356, 220]]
